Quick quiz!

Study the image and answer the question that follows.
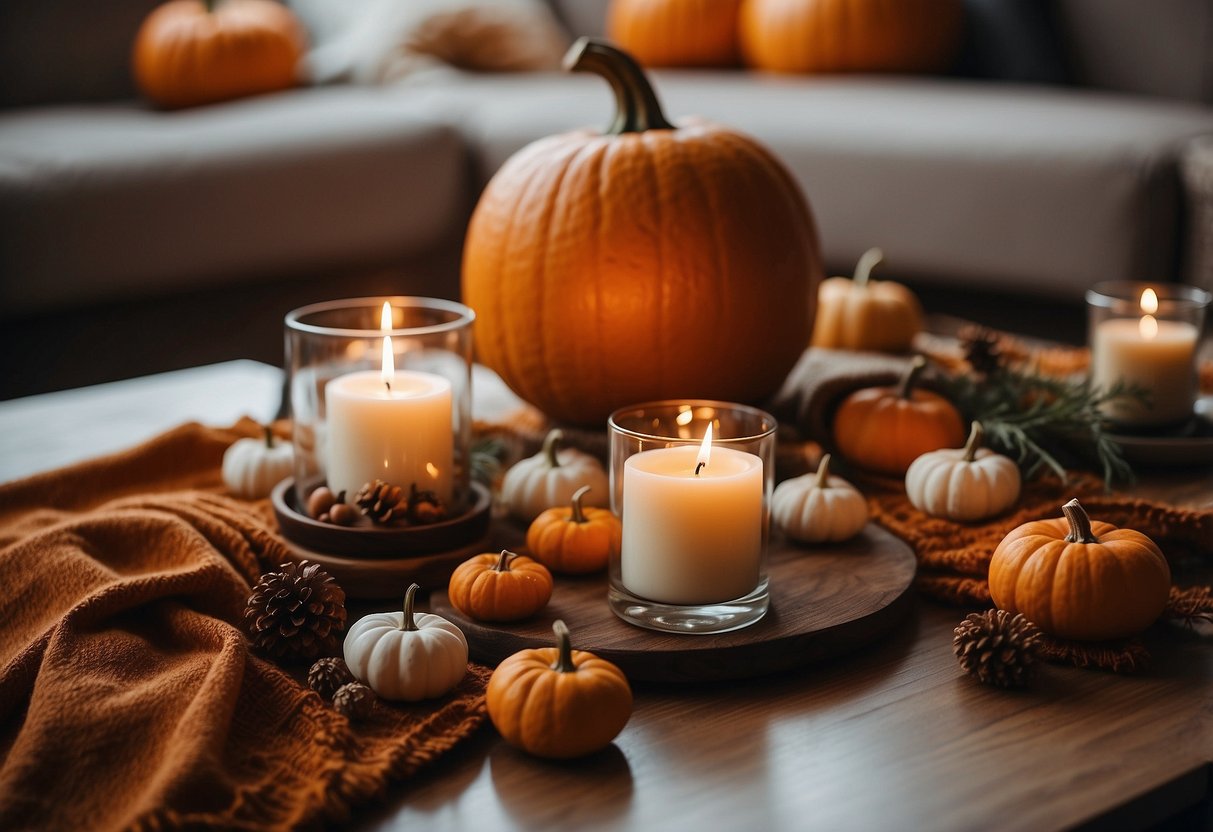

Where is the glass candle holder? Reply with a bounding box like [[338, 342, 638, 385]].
[[1086, 281, 1210, 430], [607, 401, 777, 634], [285, 297, 474, 510]]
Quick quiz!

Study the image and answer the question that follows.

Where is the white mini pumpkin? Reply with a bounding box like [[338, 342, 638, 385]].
[[905, 421, 1021, 522], [222, 425, 294, 499], [772, 454, 869, 543], [343, 583, 468, 702], [501, 429, 609, 522]]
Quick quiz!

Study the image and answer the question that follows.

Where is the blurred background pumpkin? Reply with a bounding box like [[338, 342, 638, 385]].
[[607, 0, 743, 68]]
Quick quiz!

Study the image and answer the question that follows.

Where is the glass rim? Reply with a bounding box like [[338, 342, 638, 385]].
[[1085, 281, 1211, 309], [608, 399, 778, 445], [285, 296, 475, 338]]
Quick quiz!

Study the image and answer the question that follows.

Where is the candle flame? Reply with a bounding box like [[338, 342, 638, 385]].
[[1139, 313, 1159, 340], [1140, 288, 1158, 315], [380, 302, 394, 389], [695, 423, 713, 474]]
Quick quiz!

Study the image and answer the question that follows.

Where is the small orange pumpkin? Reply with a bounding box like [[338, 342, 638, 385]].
[[463, 38, 822, 426], [133, 0, 306, 110], [526, 486, 621, 575], [487, 619, 632, 759], [988, 499, 1171, 641], [607, 0, 744, 68], [447, 550, 553, 623], [811, 247, 923, 352], [833, 356, 965, 476], [740, 0, 964, 75]]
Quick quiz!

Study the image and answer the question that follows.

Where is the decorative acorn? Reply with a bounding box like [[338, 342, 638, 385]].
[[355, 479, 408, 524], [308, 656, 356, 699], [953, 609, 1043, 689], [244, 561, 347, 662], [332, 682, 376, 720]]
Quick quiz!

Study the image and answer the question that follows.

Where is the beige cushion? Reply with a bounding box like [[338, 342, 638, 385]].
[[0, 87, 467, 315]]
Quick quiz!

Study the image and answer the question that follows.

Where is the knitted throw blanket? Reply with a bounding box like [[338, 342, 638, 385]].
[[0, 420, 488, 831]]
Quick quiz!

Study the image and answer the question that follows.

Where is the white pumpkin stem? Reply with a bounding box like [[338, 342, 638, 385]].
[[261, 425, 275, 449], [814, 454, 833, 489], [962, 422, 984, 463], [1062, 498, 1098, 544], [493, 549, 516, 572], [570, 485, 591, 523], [853, 247, 884, 288], [543, 429, 564, 469], [550, 619, 577, 673], [896, 355, 927, 400], [401, 583, 421, 632]]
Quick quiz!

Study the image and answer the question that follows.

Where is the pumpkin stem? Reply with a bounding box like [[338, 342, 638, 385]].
[[550, 619, 577, 673], [564, 37, 675, 135], [262, 424, 275, 449], [962, 421, 984, 463], [570, 485, 592, 523], [493, 549, 516, 572], [896, 356, 927, 400], [401, 583, 421, 632], [1062, 498, 1099, 544], [542, 429, 564, 469], [853, 247, 883, 288], [814, 454, 833, 489]]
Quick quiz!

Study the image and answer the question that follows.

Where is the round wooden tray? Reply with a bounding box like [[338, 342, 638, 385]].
[[431, 524, 916, 683]]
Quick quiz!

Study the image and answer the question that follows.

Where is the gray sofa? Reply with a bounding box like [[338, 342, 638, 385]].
[[3, 0, 1212, 398]]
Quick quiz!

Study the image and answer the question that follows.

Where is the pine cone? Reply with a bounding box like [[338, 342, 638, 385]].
[[308, 656, 356, 699], [407, 483, 448, 525], [355, 479, 408, 524], [959, 324, 1005, 376], [953, 609, 1043, 689], [244, 561, 347, 662], [333, 682, 376, 720]]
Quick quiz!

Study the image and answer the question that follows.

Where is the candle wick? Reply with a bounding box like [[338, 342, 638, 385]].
[[695, 462, 705, 476], [385, 380, 391, 394]]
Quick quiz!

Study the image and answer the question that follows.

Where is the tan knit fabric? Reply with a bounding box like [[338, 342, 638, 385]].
[[0, 419, 488, 830]]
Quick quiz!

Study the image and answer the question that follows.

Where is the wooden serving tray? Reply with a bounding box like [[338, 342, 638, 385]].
[[431, 524, 916, 683]]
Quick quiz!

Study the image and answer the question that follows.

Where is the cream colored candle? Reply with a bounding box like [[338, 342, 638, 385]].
[[1091, 291, 1198, 427], [621, 433, 763, 605]]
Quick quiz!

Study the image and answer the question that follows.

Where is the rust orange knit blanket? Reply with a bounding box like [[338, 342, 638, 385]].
[[0, 420, 488, 831]]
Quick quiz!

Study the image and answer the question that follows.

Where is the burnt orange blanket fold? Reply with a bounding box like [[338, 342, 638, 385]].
[[0, 420, 488, 831]]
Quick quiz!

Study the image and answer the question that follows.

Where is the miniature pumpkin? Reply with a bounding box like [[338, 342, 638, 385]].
[[810, 247, 923, 352], [771, 454, 868, 543], [905, 421, 1021, 522], [833, 356, 965, 476], [447, 549, 553, 622], [500, 429, 609, 522], [607, 0, 744, 67], [526, 486, 622, 574], [133, 0, 306, 110], [343, 583, 468, 701], [739, 0, 964, 75], [988, 499, 1171, 641], [463, 38, 822, 426], [222, 425, 294, 499], [487, 620, 632, 759]]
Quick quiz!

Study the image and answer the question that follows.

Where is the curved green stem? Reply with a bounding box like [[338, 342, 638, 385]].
[[570, 485, 591, 524], [962, 422, 984, 463], [853, 248, 883, 288], [564, 37, 675, 135], [814, 454, 833, 489], [543, 429, 564, 469], [262, 425, 275, 449], [1062, 499, 1098, 544], [896, 356, 927, 400], [550, 620, 577, 673], [401, 583, 420, 631]]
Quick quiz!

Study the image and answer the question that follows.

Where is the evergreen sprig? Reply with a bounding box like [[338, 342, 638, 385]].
[[939, 365, 1139, 488]]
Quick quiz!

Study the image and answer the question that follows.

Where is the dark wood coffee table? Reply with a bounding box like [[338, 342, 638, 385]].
[[2, 360, 1209, 831]]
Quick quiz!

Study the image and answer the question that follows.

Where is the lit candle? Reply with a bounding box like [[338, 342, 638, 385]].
[[1091, 288, 1199, 427], [620, 425, 764, 605], [324, 302, 454, 502]]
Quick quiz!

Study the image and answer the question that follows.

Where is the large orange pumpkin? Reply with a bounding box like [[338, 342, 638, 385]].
[[988, 499, 1171, 641], [463, 38, 822, 426], [739, 0, 964, 75], [607, 0, 744, 67], [133, 0, 306, 110]]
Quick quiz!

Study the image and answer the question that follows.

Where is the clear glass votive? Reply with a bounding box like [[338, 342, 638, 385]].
[[607, 401, 777, 634], [1086, 281, 1210, 430], [285, 297, 474, 509]]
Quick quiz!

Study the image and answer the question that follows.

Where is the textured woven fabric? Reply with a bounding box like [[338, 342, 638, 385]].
[[0, 419, 488, 830]]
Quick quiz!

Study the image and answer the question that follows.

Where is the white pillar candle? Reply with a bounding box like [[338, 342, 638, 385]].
[[1091, 290, 1198, 427], [621, 438, 763, 605]]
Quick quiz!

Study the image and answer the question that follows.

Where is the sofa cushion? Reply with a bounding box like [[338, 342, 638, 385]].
[[0, 87, 467, 316], [404, 71, 1213, 299]]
